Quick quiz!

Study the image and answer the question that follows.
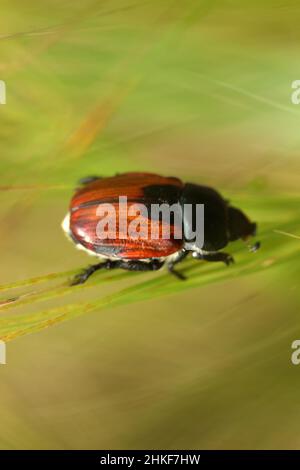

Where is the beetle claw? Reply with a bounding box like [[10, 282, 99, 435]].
[[70, 272, 88, 285], [224, 255, 235, 266], [168, 267, 187, 280], [248, 241, 261, 253]]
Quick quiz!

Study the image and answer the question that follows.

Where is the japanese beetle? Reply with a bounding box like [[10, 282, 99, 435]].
[[62, 172, 259, 284]]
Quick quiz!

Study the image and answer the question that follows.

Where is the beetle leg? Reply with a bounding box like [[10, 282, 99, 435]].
[[71, 259, 165, 285], [167, 250, 189, 280], [71, 260, 118, 285], [115, 259, 165, 272], [78, 175, 102, 186], [193, 251, 234, 266]]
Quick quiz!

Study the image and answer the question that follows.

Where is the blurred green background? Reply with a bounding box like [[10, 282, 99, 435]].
[[1, 0, 300, 449]]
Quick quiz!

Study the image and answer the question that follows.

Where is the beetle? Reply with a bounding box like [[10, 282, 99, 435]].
[[62, 172, 260, 284]]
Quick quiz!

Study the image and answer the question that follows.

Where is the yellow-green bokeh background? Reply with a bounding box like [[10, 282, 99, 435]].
[[1, 0, 300, 449]]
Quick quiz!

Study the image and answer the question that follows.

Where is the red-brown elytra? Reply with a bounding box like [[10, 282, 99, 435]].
[[62, 172, 260, 284]]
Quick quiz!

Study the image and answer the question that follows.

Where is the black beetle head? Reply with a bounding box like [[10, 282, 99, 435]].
[[228, 206, 257, 242]]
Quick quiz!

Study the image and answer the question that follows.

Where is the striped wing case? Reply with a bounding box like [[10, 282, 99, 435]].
[[69, 173, 185, 259]]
